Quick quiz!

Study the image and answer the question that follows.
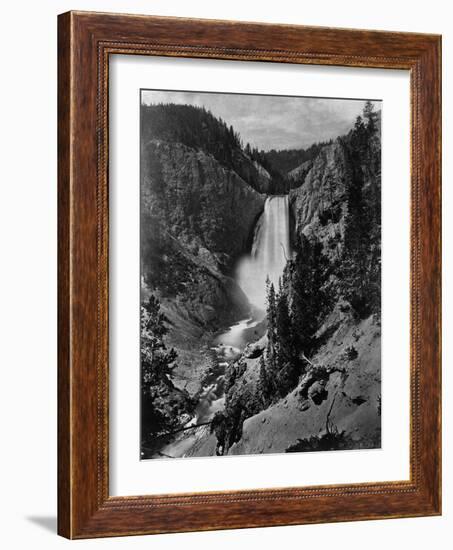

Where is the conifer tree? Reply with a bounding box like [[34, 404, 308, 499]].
[[265, 277, 277, 347], [274, 282, 299, 395], [141, 294, 185, 439], [288, 235, 327, 356], [258, 355, 272, 406], [275, 280, 294, 369], [141, 295, 177, 387], [265, 277, 279, 382], [363, 100, 378, 133], [340, 103, 381, 318]]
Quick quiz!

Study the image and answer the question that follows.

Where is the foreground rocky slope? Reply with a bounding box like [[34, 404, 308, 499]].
[[229, 312, 380, 455]]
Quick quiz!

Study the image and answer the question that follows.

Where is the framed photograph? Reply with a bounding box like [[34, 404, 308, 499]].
[[58, 11, 441, 538]]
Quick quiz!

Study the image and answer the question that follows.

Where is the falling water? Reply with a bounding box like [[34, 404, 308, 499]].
[[236, 195, 291, 311]]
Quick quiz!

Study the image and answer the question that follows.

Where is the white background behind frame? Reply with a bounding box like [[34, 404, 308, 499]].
[[109, 55, 410, 497], [1, 0, 451, 548]]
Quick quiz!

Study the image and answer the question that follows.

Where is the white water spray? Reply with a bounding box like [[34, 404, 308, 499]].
[[236, 195, 291, 311]]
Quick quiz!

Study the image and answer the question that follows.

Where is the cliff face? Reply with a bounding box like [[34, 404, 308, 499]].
[[230, 149, 273, 194], [142, 140, 266, 271], [289, 140, 348, 261]]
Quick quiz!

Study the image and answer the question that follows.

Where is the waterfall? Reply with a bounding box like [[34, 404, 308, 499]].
[[236, 195, 291, 312]]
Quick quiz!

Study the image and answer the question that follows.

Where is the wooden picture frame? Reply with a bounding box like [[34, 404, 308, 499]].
[[58, 10, 441, 539]]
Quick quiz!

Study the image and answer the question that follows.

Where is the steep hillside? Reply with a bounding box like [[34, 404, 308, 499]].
[[142, 139, 265, 276], [287, 159, 313, 188], [262, 142, 329, 178], [141, 103, 275, 195]]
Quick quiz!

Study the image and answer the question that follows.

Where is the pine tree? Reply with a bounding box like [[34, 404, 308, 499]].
[[350, 115, 368, 160], [141, 294, 189, 440], [141, 295, 177, 387], [363, 100, 378, 134], [265, 277, 279, 384], [342, 148, 369, 315], [274, 281, 299, 395], [275, 280, 294, 369], [258, 355, 272, 406], [340, 107, 381, 318], [262, 238, 331, 399], [288, 235, 328, 356], [265, 277, 277, 347]]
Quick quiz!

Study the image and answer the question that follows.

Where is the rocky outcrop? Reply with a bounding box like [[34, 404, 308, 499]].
[[142, 140, 266, 269], [226, 312, 381, 455], [243, 335, 266, 359], [289, 140, 348, 261], [289, 119, 381, 264], [230, 149, 274, 194], [288, 159, 313, 188]]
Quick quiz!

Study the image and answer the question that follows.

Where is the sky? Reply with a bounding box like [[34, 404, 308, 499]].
[[141, 89, 381, 151]]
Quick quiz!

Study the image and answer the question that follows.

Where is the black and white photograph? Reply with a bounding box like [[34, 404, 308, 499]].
[[140, 89, 382, 459], [0, 0, 447, 545]]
